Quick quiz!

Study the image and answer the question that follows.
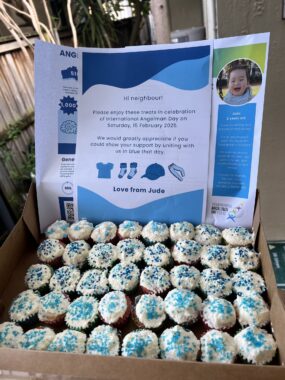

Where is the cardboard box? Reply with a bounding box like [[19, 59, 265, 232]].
[[0, 184, 285, 379]]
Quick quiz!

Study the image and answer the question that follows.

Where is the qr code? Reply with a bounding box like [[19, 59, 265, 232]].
[[64, 201, 74, 222]]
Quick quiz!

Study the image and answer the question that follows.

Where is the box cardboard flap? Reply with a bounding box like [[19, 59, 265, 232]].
[[22, 182, 41, 243]]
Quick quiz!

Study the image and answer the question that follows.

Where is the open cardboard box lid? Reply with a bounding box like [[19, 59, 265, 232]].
[[0, 184, 285, 379]]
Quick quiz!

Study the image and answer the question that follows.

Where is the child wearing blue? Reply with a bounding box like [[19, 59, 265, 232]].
[[224, 64, 253, 105]]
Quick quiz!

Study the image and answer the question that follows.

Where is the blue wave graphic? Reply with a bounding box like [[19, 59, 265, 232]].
[[77, 187, 204, 224], [152, 56, 210, 90], [82, 45, 210, 93]]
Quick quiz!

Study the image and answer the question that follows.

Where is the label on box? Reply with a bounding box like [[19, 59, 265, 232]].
[[35, 33, 269, 231]]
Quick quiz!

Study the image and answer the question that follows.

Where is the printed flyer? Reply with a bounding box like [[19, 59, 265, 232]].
[[35, 33, 269, 231], [206, 33, 269, 227]]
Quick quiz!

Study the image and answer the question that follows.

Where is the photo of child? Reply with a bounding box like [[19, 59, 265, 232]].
[[217, 59, 262, 105]]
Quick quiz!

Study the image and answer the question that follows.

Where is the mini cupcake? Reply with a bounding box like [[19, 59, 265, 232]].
[[230, 247, 260, 271], [172, 240, 202, 266], [232, 270, 266, 296], [164, 289, 202, 325], [63, 240, 90, 269], [0, 322, 23, 348], [234, 294, 270, 327], [200, 269, 232, 298], [45, 220, 69, 241], [133, 294, 166, 329], [48, 329, 86, 353], [91, 221, 117, 244], [37, 239, 65, 267], [108, 263, 140, 293], [222, 227, 254, 247], [19, 327, 55, 351], [200, 245, 231, 270], [76, 269, 109, 296], [68, 220, 93, 241], [234, 326, 277, 365], [98, 291, 131, 327], [117, 238, 145, 265], [170, 265, 200, 291], [122, 330, 159, 359], [202, 298, 236, 331], [88, 243, 118, 270], [169, 221, 195, 243], [86, 325, 120, 356], [141, 221, 169, 246], [118, 220, 142, 240], [195, 224, 222, 246], [160, 325, 199, 361], [143, 243, 171, 267], [9, 290, 40, 327], [49, 266, 81, 296], [38, 291, 70, 325], [25, 264, 53, 293], [65, 296, 99, 332], [140, 266, 171, 296], [200, 330, 236, 363]]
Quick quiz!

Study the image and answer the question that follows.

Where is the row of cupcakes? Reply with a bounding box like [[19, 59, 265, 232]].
[[45, 219, 254, 247], [25, 260, 267, 299], [36, 237, 261, 272], [8, 287, 269, 331], [0, 322, 277, 365]]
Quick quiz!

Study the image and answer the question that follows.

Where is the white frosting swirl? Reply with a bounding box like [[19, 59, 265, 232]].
[[19, 328, 55, 350], [98, 291, 128, 324], [0, 322, 23, 348], [48, 329, 86, 353], [65, 296, 98, 330], [172, 240, 201, 264], [135, 295, 166, 328], [234, 294, 270, 327], [234, 326, 277, 365], [230, 247, 260, 271], [108, 263, 140, 292], [200, 245, 230, 270], [38, 292, 70, 322], [202, 298, 236, 330], [117, 239, 144, 264], [201, 330, 236, 363], [122, 330, 159, 358], [87, 325, 120, 356], [76, 269, 109, 296], [141, 221, 169, 243], [170, 265, 200, 290], [45, 220, 69, 240], [200, 268, 232, 297], [143, 243, 171, 267], [169, 222, 195, 242], [25, 264, 53, 290], [49, 266, 81, 293], [222, 227, 254, 246], [63, 240, 90, 267], [37, 239, 65, 263], [164, 289, 202, 324], [68, 220, 93, 241], [118, 220, 142, 239], [140, 266, 170, 294], [9, 290, 40, 322], [88, 243, 118, 269], [195, 224, 222, 245], [91, 221, 117, 243]]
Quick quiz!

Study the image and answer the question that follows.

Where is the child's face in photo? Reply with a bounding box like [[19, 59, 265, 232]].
[[228, 69, 249, 96]]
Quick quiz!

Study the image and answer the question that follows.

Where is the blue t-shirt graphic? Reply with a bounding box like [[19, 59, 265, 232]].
[[96, 162, 113, 178]]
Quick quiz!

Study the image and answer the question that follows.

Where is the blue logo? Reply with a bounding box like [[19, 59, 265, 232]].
[[61, 66, 78, 81], [59, 96, 78, 115], [60, 120, 77, 134]]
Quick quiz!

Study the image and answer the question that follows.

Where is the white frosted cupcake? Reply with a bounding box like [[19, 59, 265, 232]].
[[172, 240, 202, 266], [234, 326, 277, 365], [234, 294, 270, 327], [76, 269, 109, 296], [222, 227, 254, 246], [230, 247, 260, 271], [200, 268, 232, 298], [49, 266, 81, 295], [0, 322, 23, 348], [201, 245, 231, 270], [19, 327, 55, 351], [118, 220, 142, 239], [164, 289, 202, 325], [160, 326, 199, 361], [122, 330, 159, 358], [38, 291, 70, 325], [91, 221, 117, 243], [45, 220, 69, 240], [65, 296, 99, 332], [98, 291, 131, 327], [170, 265, 200, 290], [25, 264, 53, 293], [9, 290, 41, 326], [87, 325, 120, 356], [169, 222, 195, 243], [48, 329, 86, 353], [141, 221, 169, 245], [63, 240, 90, 268], [117, 238, 145, 264], [108, 263, 140, 293], [88, 243, 118, 270], [143, 243, 171, 267], [202, 298, 236, 330], [133, 294, 166, 329], [195, 224, 222, 246], [232, 270, 266, 296], [37, 239, 65, 267], [68, 220, 93, 241], [201, 330, 236, 363], [140, 266, 171, 296]]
